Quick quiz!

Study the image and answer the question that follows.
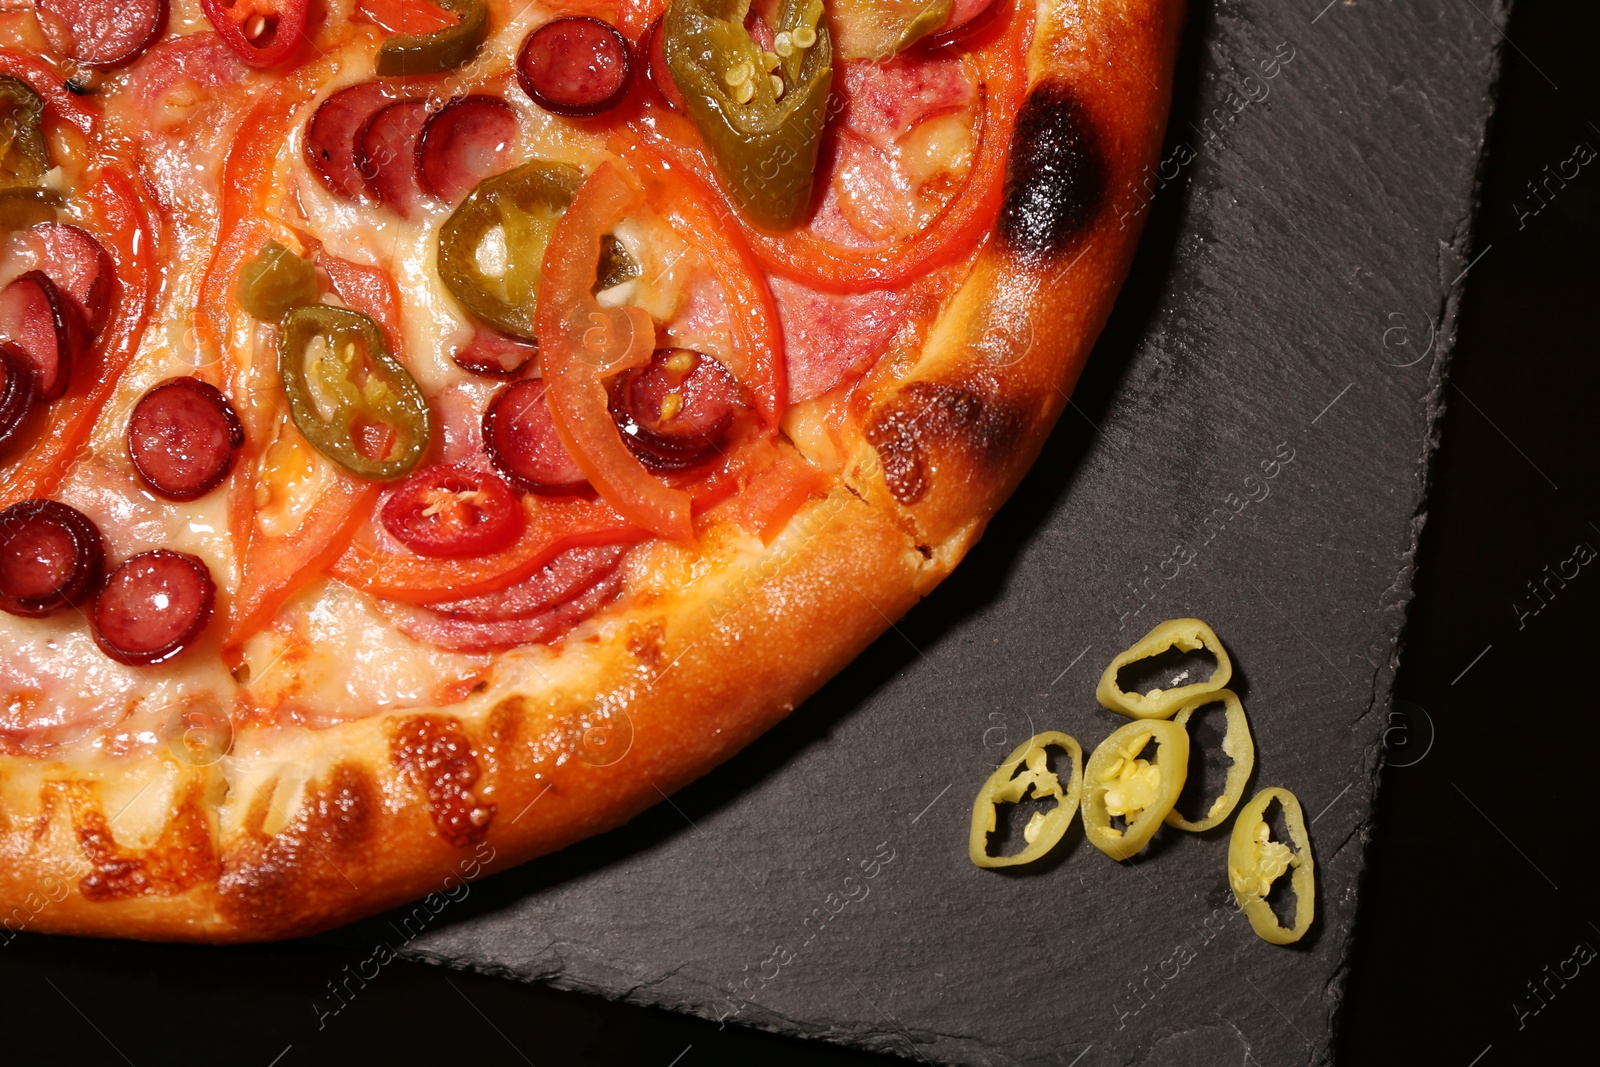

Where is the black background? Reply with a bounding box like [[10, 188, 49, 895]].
[[2, 2, 1596, 1063]]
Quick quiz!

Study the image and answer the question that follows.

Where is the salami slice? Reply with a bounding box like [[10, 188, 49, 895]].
[[33, 0, 169, 70], [417, 95, 518, 204], [484, 379, 589, 494], [92, 549, 215, 666], [0, 499, 104, 617], [126, 377, 245, 501], [452, 325, 539, 378], [609, 349, 741, 472], [304, 81, 394, 201], [0, 269, 84, 401], [357, 99, 430, 217], [20, 223, 115, 339], [0, 343, 38, 453], [516, 17, 633, 118], [380, 544, 627, 651]]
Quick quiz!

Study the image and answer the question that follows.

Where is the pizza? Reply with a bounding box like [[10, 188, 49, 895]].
[[0, 0, 1181, 941]]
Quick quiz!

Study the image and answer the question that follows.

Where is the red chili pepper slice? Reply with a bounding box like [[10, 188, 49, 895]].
[[199, 0, 309, 69]]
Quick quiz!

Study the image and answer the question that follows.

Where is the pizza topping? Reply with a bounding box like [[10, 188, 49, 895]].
[[236, 240, 318, 323], [609, 348, 741, 472], [379, 542, 627, 651], [92, 549, 215, 666], [660, 0, 834, 230], [1080, 719, 1189, 861], [436, 160, 580, 340], [516, 17, 634, 119], [643, 17, 687, 111], [33, 0, 169, 71], [0, 269, 84, 401], [200, 0, 310, 69], [1229, 787, 1315, 945], [380, 463, 524, 558], [304, 82, 396, 203], [484, 378, 589, 494], [0, 499, 104, 617], [452, 324, 540, 378], [831, 0, 952, 61], [278, 304, 431, 481], [18, 223, 116, 340], [357, 99, 430, 218], [0, 188, 61, 232], [537, 163, 690, 541], [0, 343, 38, 451], [417, 95, 520, 206], [923, 0, 1001, 48], [0, 75, 50, 191], [373, 0, 488, 77], [127, 378, 246, 501]]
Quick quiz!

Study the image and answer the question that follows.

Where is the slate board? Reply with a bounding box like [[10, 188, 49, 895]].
[[398, 1, 1506, 1062]]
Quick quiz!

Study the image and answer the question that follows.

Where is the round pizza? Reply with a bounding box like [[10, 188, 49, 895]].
[[0, 0, 1181, 940]]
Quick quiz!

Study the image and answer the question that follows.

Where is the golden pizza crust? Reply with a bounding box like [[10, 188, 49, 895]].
[[0, 0, 1184, 941]]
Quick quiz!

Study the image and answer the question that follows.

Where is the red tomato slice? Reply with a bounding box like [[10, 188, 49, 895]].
[[380, 464, 525, 558], [537, 163, 691, 542], [200, 0, 310, 69], [355, 0, 458, 36], [0, 172, 155, 508], [331, 493, 646, 605]]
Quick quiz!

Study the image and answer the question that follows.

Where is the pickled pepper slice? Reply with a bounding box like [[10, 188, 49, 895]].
[[1097, 617, 1233, 720], [0, 75, 50, 187], [237, 241, 318, 323], [1081, 719, 1189, 861], [661, 0, 833, 230], [374, 0, 488, 76], [279, 305, 431, 481], [830, 0, 952, 60], [1165, 689, 1255, 833], [968, 730, 1083, 868], [1229, 786, 1315, 945]]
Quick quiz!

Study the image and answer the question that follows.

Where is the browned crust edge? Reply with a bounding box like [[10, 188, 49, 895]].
[[0, 0, 1184, 943]]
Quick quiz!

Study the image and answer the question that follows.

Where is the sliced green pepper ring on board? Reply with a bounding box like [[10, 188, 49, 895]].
[[1081, 719, 1189, 861], [968, 730, 1083, 868], [661, 0, 834, 231], [374, 0, 488, 76], [1096, 617, 1233, 720], [830, 0, 953, 60], [1165, 689, 1255, 832], [279, 305, 432, 482], [0, 75, 51, 187], [1229, 786, 1315, 945]]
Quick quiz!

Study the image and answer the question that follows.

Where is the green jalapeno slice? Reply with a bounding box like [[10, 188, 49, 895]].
[[279, 305, 431, 481], [438, 162, 640, 337], [830, 0, 953, 60], [1229, 786, 1315, 945], [1080, 719, 1189, 861], [0, 187, 62, 231], [237, 241, 319, 324], [1164, 689, 1255, 832], [0, 75, 51, 188], [437, 161, 584, 340], [969, 730, 1083, 868], [374, 0, 489, 77], [1096, 617, 1234, 720], [662, 0, 833, 230]]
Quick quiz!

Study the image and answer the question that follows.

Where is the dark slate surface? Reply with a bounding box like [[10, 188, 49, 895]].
[[401, 2, 1506, 1062]]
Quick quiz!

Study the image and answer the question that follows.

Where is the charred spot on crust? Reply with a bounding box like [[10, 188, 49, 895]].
[[65, 780, 220, 903], [999, 80, 1106, 264], [218, 763, 377, 932], [390, 715, 496, 848], [866, 381, 1027, 506]]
